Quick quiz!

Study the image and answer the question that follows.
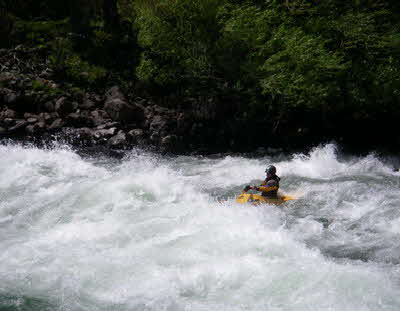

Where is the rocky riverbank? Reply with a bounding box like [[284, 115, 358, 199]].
[[3, 45, 395, 155], [0, 46, 242, 153]]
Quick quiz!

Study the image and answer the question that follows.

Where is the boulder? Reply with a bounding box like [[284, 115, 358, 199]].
[[55, 97, 76, 117], [8, 120, 28, 132], [38, 112, 54, 124], [36, 121, 46, 130], [43, 101, 55, 112], [25, 125, 35, 134], [93, 127, 117, 139], [27, 117, 38, 124], [79, 98, 96, 110], [39, 68, 54, 79], [149, 115, 167, 129], [75, 127, 94, 140], [0, 88, 18, 106], [149, 115, 169, 137], [90, 109, 110, 126], [49, 118, 64, 129], [161, 135, 176, 147], [160, 135, 183, 152], [0, 72, 15, 84], [176, 112, 191, 134], [3, 118, 15, 126], [4, 91, 18, 106], [96, 121, 119, 130], [127, 129, 145, 144], [24, 113, 38, 119], [66, 112, 93, 127], [1, 108, 16, 119], [25, 121, 46, 134], [108, 131, 127, 147], [104, 86, 145, 123]]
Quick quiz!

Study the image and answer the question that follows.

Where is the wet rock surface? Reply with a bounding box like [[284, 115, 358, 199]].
[[0, 48, 201, 152], [0, 46, 306, 154]]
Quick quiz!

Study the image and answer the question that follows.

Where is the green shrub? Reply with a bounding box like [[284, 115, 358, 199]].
[[65, 54, 107, 86], [13, 19, 68, 48]]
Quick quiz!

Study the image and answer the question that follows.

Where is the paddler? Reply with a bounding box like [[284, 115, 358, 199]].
[[246, 165, 280, 199]]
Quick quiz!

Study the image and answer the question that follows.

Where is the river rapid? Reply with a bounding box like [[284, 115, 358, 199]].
[[0, 143, 400, 311]]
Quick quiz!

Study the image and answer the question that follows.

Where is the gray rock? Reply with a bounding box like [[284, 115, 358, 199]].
[[96, 121, 119, 130], [25, 125, 35, 134], [8, 120, 28, 132], [38, 112, 53, 124], [39, 68, 54, 79], [104, 86, 145, 123], [24, 113, 38, 119], [55, 97, 75, 117], [90, 110, 110, 126], [149, 115, 169, 136], [1, 108, 16, 119], [108, 131, 127, 147], [24, 122, 45, 134], [80, 98, 95, 110], [3, 118, 15, 126], [66, 112, 93, 127], [127, 129, 146, 144], [43, 101, 55, 112], [151, 105, 170, 115], [161, 135, 177, 147], [104, 99, 145, 123], [105, 86, 123, 99], [27, 117, 38, 124], [4, 91, 18, 105], [49, 118, 64, 129], [150, 133, 160, 143], [0, 72, 15, 83], [127, 128, 144, 137], [36, 121, 46, 130], [93, 127, 117, 139], [76, 127, 94, 139]]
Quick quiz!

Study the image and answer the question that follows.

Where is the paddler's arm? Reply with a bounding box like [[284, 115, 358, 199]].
[[251, 185, 279, 193]]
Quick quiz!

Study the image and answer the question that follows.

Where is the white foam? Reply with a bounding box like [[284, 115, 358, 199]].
[[0, 143, 399, 311]]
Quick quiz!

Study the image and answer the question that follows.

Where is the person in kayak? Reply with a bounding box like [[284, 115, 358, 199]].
[[247, 165, 280, 199]]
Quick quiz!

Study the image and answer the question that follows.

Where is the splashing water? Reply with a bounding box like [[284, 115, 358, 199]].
[[0, 143, 399, 311]]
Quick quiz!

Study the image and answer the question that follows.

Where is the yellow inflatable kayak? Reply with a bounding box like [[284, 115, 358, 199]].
[[236, 192, 295, 205]]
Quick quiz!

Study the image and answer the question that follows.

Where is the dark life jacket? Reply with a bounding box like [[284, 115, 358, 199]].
[[261, 175, 280, 198]]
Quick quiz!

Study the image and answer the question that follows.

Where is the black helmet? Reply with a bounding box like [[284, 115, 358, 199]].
[[265, 165, 276, 175]]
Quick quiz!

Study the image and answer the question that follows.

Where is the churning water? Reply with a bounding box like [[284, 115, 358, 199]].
[[1, 143, 400, 311]]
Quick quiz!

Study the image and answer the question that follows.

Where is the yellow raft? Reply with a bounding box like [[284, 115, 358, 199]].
[[236, 192, 295, 205]]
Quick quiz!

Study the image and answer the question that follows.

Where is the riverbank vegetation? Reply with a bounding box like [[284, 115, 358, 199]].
[[1, 0, 400, 151]]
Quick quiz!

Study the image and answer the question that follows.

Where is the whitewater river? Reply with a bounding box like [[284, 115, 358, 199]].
[[1, 143, 400, 311]]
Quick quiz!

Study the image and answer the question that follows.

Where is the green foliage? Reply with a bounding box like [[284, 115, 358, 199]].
[[65, 54, 107, 85], [31, 79, 45, 90], [260, 26, 347, 108], [48, 37, 71, 72], [47, 35, 108, 86], [30, 79, 63, 96], [13, 19, 68, 48], [134, 0, 226, 89]]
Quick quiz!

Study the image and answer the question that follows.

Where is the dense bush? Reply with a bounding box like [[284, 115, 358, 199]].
[[133, 0, 400, 117]]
